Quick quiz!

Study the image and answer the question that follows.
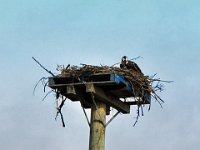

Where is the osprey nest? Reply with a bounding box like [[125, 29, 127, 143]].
[[33, 56, 170, 127], [57, 63, 165, 107]]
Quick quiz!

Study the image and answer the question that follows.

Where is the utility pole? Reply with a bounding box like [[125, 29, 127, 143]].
[[89, 101, 106, 150], [48, 73, 152, 150]]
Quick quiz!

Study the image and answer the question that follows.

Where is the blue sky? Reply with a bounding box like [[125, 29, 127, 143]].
[[0, 0, 200, 150]]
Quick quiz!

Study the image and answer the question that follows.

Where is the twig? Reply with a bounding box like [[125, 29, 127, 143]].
[[130, 56, 143, 61], [42, 90, 54, 101], [150, 79, 173, 83], [33, 77, 48, 95], [43, 82, 48, 93], [32, 57, 55, 77], [55, 108, 66, 127], [55, 97, 66, 127], [81, 105, 90, 127], [111, 62, 120, 67], [133, 106, 140, 126]]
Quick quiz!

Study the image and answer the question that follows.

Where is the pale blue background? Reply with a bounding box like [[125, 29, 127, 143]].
[[0, 0, 200, 150]]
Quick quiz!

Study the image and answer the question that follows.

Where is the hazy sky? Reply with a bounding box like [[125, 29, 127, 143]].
[[0, 0, 200, 150]]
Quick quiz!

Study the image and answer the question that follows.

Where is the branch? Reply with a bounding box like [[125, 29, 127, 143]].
[[33, 77, 48, 95], [32, 57, 55, 77], [55, 96, 66, 127], [130, 56, 143, 61], [133, 106, 140, 126], [42, 90, 54, 101]]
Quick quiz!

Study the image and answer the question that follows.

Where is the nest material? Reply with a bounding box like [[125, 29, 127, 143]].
[[55, 64, 167, 127], [33, 57, 168, 127], [58, 64, 162, 105]]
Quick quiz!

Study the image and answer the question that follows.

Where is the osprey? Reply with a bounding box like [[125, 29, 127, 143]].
[[120, 56, 143, 74]]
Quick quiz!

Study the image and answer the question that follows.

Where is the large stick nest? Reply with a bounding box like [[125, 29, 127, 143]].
[[33, 56, 170, 127], [57, 64, 165, 106], [56, 64, 169, 126]]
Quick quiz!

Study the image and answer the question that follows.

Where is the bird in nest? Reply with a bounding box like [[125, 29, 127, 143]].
[[120, 56, 143, 75]]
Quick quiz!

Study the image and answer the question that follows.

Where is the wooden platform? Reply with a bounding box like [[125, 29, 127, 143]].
[[48, 73, 151, 114], [49, 73, 133, 96]]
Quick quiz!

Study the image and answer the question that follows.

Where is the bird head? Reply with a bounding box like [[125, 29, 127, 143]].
[[121, 56, 128, 64]]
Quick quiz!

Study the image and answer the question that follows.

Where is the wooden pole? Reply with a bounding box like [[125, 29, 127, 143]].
[[89, 101, 106, 150]]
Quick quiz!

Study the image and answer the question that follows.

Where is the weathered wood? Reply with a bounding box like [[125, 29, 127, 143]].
[[65, 85, 91, 108], [86, 83, 130, 114], [66, 85, 76, 95], [89, 101, 106, 150], [48, 74, 135, 99]]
